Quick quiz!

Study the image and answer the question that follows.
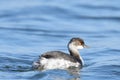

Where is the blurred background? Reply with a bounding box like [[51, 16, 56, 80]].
[[0, 0, 120, 80]]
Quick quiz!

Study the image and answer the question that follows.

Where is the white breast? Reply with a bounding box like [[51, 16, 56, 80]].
[[40, 57, 80, 70]]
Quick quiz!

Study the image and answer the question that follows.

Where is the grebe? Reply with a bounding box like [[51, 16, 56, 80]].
[[33, 38, 87, 70]]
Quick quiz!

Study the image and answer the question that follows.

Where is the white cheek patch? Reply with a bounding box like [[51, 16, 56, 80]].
[[77, 45, 84, 49], [69, 43, 84, 50]]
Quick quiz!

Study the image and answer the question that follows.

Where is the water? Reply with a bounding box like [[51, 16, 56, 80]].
[[0, 0, 120, 80]]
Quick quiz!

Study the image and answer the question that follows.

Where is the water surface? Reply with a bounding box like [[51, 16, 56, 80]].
[[0, 0, 120, 80]]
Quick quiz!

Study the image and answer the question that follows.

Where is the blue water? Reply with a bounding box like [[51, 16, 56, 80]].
[[0, 0, 120, 80]]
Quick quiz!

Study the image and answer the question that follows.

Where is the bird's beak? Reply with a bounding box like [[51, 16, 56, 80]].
[[83, 44, 89, 48]]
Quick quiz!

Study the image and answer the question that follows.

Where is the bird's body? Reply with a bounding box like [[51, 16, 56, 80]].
[[33, 38, 87, 70]]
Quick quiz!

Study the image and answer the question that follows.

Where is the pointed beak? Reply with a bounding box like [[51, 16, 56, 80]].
[[83, 44, 89, 48]]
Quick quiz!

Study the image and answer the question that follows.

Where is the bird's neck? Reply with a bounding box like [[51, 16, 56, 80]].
[[68, 45, 84, 67]]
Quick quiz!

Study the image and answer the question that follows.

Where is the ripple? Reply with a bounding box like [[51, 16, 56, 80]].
[[76, 4, 120, 10], [29, 72, 47, 80], [0, 52, 33, 72], [73, 15, 120, 21], [0, 65, 32, 72], [0, 0, 120, 80], [3, 4, 120, 22]]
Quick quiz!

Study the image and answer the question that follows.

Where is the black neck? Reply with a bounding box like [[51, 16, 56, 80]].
[[69, 49, 83, 67]]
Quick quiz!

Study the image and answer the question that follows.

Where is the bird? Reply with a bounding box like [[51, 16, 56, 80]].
[[33, 37, 87, 70]]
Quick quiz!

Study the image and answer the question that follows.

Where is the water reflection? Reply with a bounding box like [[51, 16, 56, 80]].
[[68, 68, 81, 76], [31, 68, 81, 80]]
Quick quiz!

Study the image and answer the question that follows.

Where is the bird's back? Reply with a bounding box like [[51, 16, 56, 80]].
[[40, 51, 77, 63]]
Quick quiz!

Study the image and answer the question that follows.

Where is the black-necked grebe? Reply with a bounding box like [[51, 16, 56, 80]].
[[33, 38, 87, 70]]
